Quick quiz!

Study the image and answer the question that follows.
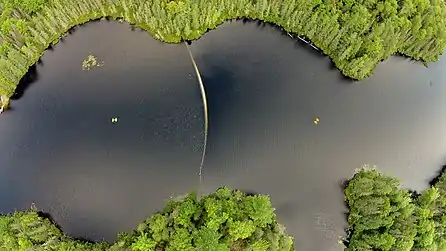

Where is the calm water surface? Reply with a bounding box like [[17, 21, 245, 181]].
[[1, 20, 446, 251], [0, 21, 205, 241], [191, 21, 446, 251]]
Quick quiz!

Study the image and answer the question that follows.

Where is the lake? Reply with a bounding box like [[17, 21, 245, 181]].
[[1, 20, 446, 251]]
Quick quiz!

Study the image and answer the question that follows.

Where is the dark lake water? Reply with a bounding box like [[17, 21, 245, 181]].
[[1, 20, 446, 251]]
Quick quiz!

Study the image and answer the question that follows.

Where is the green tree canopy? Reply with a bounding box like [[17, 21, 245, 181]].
[[2, 0, 446, 111], [0, 188, 294, 251], [345, 167, 446, 251]]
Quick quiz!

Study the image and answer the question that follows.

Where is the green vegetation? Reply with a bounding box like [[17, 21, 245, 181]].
[[4, 167, 446, 251], [82, 54, 104, 71], [0, 210, 108, 250], [0, 94, 9, 113], [344, 167, 446, 251], [1, 0, 446, 110], [0, 187, 294, 250]]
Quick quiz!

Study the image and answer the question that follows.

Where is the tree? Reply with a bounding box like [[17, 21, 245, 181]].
[[345, 168, 417, 251]]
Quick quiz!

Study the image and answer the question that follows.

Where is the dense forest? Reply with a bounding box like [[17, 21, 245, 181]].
[[345, 168, 446, 251], [1, 0, 446, 110], [0, 187, 294, 250]]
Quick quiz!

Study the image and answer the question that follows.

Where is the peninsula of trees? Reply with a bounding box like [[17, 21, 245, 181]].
[[345, 168, 446, 251], [1, 0, 446, 110]]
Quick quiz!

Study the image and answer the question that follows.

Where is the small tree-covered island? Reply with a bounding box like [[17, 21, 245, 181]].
[[1, 0, 446, 110]]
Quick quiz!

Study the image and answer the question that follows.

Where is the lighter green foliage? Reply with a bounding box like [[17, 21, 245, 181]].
[[193, 227, 228, 251], [147, 214, 168, 233], [131, 232, 156, 251], [228, 220, 256, 239], [346, 168, 399, 201], [146, 214, 170, 242], [248, 239, 270, 251], [242, 196, 275, 227], [418, 187, 440, 208], [215, 186, 232, 199], [0, 211, 107, 251], [165, 228, 194, 251], [203, 197, 229, 231], [172, 193, 198, 227], [364, 232, 395, 251], [351, 196, 391, 217], [11, 0, 47, 14]]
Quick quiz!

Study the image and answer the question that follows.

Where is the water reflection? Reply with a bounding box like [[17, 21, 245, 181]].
[[11, 65, 40, 101]]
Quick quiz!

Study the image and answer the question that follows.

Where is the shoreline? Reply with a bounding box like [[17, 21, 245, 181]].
[[287, 32, 321, 52], [0, 0, 444, 114], [0, 95, 9, 114]]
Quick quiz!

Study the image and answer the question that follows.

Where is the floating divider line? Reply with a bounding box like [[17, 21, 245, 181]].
[[185, 42, 208, 197], [287, 32, 321, 51]]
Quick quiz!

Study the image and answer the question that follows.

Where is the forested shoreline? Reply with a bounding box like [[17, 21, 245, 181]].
[[2, 168, 446, 250], [1, 0, 446, 110], [0, 188, 293, 250], [345, 167, 446, 251]]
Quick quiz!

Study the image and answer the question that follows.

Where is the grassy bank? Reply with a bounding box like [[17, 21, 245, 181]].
[[1, 0, 446, 110], [0, 187, 293, 251], [345, 167, 446, 251]]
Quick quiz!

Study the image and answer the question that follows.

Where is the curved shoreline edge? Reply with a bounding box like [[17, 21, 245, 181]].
[[2, 167, 446, 250], [1, 0, 446, 111], [0, 188, 294, 250]]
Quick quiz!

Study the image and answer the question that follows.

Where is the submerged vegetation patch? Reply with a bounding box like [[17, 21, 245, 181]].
[[0, 187, 294, 251], [344, 167, 446, 251], [1, 0, 446, 110], [82, 54, 104, 71]]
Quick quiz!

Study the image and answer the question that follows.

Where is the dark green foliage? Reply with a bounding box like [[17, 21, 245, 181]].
[[345, 168, 446, 251], [0, 188, 293, 251], [345, 168, 417, 251], [413, 187, 439, 251], [1, 0, 446, 110], [427, 171, 446, 250]]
